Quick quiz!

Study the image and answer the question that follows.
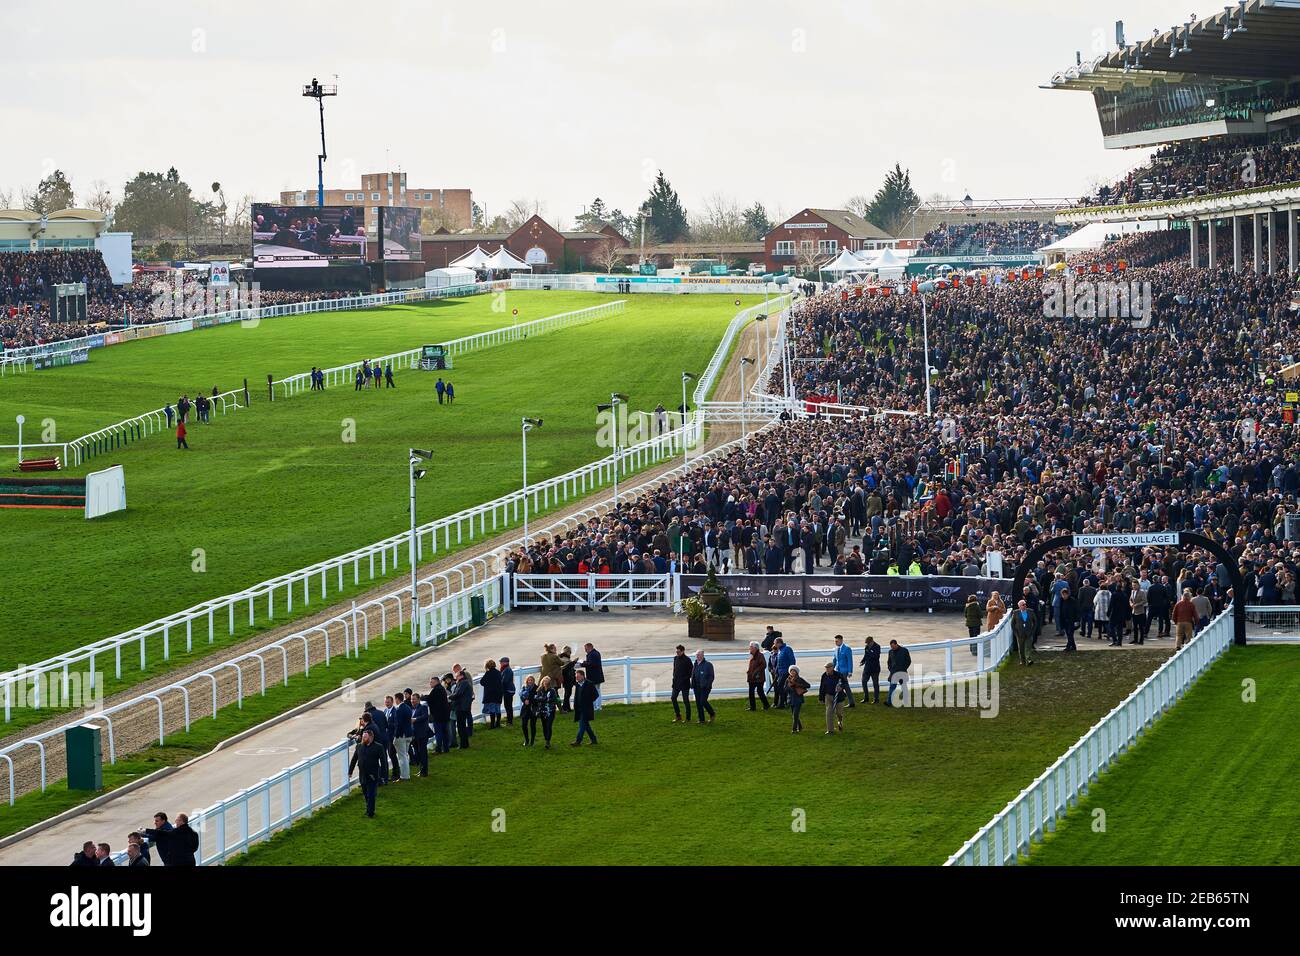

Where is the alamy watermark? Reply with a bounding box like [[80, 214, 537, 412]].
[[1042, 275, 1151, 321], [2, 667, 105, 712], [149, 273, 261, 322], [595, 403, 699, 450]]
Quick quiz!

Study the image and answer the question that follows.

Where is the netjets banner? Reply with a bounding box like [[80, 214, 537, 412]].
[[680, 575, 1012, 611], [1071, 532, 1179, 549]]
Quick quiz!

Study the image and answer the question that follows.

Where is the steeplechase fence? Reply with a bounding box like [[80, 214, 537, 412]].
[[944, 606, 1236, 866]]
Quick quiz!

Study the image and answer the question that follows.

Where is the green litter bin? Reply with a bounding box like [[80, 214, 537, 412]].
[[470, 595, 486, 628], [66, 724, 103, 792]]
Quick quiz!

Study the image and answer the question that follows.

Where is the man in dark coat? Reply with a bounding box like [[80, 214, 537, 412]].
[[1058, 587, 1079, 652], [427, 676, 452, 754], [571, 669, 599, 746], [1011, 600, 1037, 665], [390, 691, 413, 780], [885, 639, 912, 707], [411, 693, 431, 777], [348, 728, 385, 818], [364, 702, 390, 783], [670, 644, 693, 722], [581, 643, 605, 709]]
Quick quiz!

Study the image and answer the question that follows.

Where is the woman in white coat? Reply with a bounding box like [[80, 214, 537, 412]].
[[1093, 587, 1112, 643]]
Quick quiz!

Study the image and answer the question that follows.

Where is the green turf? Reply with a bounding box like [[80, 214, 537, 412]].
[[0, 294, 756, 691], [1026, 645, 1300, 866], [237, 649, 1168, 866]]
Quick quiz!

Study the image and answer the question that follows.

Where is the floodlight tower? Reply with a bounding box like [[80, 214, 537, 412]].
[[302, 77, 338, 207]]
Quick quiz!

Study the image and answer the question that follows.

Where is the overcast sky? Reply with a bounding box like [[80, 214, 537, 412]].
[[1, 0, 1191, 223]]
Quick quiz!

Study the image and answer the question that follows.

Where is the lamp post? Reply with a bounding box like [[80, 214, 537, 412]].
[[920, 293, 933, 417], [681, 371, 696, 468], [15, 414, 24, 465], [521, 417, 542, 544], [597, 392, 628, 505], [408, 448, 432, 644], [739, 358, 754, 449]]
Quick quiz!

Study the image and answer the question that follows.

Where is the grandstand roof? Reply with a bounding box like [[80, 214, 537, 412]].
[[1045, 0, 1300, 89], [808, 208, 893, 240]]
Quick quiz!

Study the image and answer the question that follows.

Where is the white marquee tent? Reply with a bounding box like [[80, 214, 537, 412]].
[[485, 246, 532, 271], [449, 246, 493, 269]]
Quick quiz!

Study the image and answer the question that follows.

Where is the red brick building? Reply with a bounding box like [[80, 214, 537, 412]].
[[422, 215, 627, 272], [764, 208, 895, 273]]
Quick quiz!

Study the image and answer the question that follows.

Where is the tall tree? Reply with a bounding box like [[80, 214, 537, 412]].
[[742, 202, 774, 240], [114, 168, 211, 240], [638, 171, 688, 243], [865, 163, 920, 237], [575, 196, 608, 231], [471, 201, 484, 228], [25, 169, 75, 214]]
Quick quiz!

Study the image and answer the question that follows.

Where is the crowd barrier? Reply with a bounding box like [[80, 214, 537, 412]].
[[945, 606, 1235, 866]]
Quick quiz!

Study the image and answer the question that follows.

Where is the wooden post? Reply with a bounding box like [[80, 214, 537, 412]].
[[266, 373, 274, 403]]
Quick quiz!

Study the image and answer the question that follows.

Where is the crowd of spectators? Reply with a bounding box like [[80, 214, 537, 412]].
[[2, 251, 366, 350], [920, 220, 1071, 256], [496, 232, 1300, 612], [1081, 133, 1300, 207]]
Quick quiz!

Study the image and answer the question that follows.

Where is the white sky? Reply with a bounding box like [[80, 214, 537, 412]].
[[0, 0, 1193, 223]]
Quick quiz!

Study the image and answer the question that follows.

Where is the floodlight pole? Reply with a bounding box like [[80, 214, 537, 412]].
[[612, 394, 621, 505], [15, 414, 24, 465], [521, 418, 541, 545], [681, 372, 696, 469], [303, 78, 338, 208], [921, 293, 933, 418], [408, 450, 419, 644], [740, 358, 754, 450]]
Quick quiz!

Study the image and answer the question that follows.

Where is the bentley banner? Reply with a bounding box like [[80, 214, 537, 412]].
[[679, 575, 1013, 611]]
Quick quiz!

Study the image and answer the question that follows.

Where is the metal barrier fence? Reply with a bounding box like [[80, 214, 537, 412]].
[[271, 300, 626, 397], [1244, 604, 1300, 642], [0, 575, 506, 806], [512, 574, 676, 608], [944, 606, 1235, 866]]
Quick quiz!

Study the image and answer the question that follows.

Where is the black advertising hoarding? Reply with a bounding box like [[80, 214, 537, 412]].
[[680, 575, 1012, 611], [252, 203, 367, 266], [378, 206, 422, 261], [679, 575, 804, 609]]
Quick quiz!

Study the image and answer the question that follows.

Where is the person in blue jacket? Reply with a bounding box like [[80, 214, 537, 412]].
[[832, 633, 856, 709], [772, 637, 796, 708]]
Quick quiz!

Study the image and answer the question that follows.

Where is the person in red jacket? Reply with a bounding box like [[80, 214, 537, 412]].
[[176, 419, 189, 450], [1172, 589, 1198, 649]]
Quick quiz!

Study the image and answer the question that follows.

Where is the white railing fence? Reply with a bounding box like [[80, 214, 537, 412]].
[[945, 607, 1235, 866], [0, 575, 506, 807], [67, 386, 248, 467]]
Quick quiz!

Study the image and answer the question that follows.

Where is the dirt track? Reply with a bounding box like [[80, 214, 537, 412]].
[[0, 315, 770, 804]]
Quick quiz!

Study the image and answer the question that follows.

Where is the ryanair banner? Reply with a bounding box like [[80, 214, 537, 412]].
[[680, 575, 1012, 611]]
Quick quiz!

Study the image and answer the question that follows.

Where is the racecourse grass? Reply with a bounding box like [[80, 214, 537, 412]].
[[0, 293, 757, 689], [1027, 645, 1300, 866], [237, 649, 1168, 866]]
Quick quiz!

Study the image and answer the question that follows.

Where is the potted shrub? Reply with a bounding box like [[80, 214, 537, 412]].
[[698, 565, 726, 614], [703, 583, 737, 641], [682, 595, 706, 639]]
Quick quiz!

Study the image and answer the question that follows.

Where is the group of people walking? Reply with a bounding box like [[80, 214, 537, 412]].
[[165, 387, 222, 450], [351, 359, 395, 390]]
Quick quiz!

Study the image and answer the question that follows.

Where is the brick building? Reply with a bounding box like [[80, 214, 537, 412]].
[[279, 170, 473, 238], [422, 215, 627, 272], [764, 208, 895, 273]]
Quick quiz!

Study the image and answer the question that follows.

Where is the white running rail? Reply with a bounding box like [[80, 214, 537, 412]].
[[945, 607, 1235, 866]]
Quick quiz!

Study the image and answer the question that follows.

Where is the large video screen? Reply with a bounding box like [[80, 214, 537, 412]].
[[252, 204, 367, 267], [379, 206, 422, 261]]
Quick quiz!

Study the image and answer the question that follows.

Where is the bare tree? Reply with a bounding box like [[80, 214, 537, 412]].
[[796, 239, 821, 277], [504, 198, 547, 230], [843, 194, 872, 219], [0, 186, 14, 209], [690, 192, 747, 243], [84, 179, 115, 217], [592, 238, 625, 273]]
